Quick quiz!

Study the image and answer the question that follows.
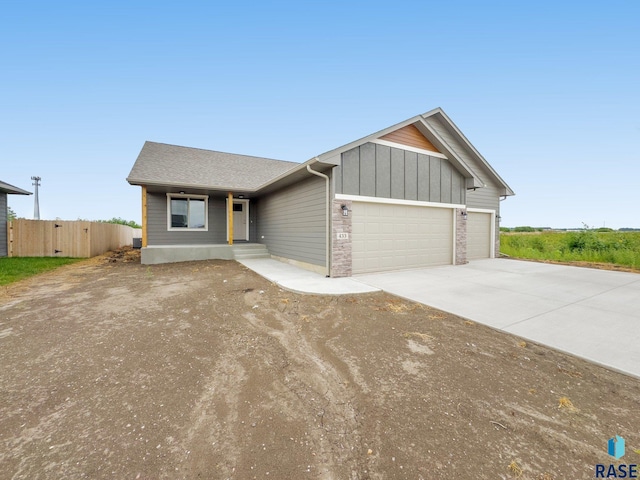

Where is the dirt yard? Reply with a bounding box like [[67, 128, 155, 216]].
[[1, 250, 639, 479]]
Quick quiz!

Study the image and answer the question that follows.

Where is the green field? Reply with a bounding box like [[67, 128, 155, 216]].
[[0, 257, 82, 286], [500, 231, 640, 270]]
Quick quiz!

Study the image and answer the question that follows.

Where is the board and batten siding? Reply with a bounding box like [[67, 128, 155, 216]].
[[256, 176, 326, 267], [146, 192, 228, 245], [335, 142, 465, 205], [1, 193, 7, 256]]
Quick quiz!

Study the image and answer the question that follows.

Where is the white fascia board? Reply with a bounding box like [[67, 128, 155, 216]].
[[370, 139, 448, 159], [336, 193, 465, 210]]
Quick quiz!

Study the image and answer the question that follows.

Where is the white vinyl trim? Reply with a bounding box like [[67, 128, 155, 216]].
[[336, 193, 464, 210], [225, 198, 250, 241], [371, 139, 448, 159], [166, 193, 209, 231]]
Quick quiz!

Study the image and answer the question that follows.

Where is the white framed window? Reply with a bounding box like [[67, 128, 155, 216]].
[[166, 193, 208, 231]]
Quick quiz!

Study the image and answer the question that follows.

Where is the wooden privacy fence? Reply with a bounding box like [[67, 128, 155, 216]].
[[6, 219, 141, 257]]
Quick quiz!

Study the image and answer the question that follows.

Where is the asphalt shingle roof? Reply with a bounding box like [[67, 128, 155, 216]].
[[127, 142, 299, 190]]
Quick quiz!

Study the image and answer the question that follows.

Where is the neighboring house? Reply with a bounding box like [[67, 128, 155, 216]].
[[1, 180, 32, 257], [127, 108, 514, 276]]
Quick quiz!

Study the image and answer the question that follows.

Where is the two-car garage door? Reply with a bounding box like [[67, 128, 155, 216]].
[[351, 202, 453, 274]]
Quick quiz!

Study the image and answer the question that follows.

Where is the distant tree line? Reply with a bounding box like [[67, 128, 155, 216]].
[[501, 226, 640, 232]]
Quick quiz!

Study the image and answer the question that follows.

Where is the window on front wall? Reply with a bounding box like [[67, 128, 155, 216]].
[[167, 194, 208, 230]]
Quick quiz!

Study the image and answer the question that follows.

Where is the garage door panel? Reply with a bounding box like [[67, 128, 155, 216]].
[[467, 212, 492, 260], [351, 202, 453, 274]]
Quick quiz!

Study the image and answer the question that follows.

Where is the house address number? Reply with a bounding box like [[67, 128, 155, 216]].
[[336, 232, 349, 240]]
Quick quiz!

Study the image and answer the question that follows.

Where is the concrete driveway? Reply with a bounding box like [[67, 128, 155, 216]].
[[354, 259, 640, 378]]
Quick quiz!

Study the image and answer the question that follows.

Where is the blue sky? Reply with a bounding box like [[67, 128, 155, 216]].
[[2, 1, 638, 229]]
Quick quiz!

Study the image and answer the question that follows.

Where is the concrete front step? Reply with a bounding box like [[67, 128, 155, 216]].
[[235, 252, 270, 259], [232, 243, 270, 260]]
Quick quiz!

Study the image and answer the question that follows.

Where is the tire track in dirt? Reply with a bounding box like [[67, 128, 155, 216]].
[[233, 288, 375, 479]]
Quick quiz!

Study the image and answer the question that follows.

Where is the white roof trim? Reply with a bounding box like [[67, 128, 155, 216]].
[[336, 193, 465, 210]]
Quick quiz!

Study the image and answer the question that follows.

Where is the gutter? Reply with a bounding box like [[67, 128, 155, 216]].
[[306, 163, 331, 277]]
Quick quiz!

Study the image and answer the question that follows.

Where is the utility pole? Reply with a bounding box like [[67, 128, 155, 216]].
[[31, 176, 41, 220]]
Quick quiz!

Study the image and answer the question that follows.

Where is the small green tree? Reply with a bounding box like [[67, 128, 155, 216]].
[[79, 217, 142, 228], [99, 217, 142, 229], [7, 205, 17, 221]]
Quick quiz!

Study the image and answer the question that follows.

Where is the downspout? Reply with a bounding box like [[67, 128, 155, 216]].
[[306, 163, 330, 277]]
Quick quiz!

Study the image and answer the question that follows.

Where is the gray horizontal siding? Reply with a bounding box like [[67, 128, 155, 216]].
[[335, 142, 465, 205], [467, 182, 500, 212], [146, 192, 228, 245], [0, 193, 7, 256], [256, 176, 326, 267]]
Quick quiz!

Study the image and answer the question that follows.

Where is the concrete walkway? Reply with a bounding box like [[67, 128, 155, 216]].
[[354, 259, 640, 378], [237, 258, 379, 295]]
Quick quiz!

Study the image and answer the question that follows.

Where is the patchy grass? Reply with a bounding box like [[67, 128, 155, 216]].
[[0, 257, 82, 286], [500, 231, 640, 270]]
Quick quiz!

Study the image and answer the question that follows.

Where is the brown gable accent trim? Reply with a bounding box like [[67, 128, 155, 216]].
[[379, 124, 440, 153]]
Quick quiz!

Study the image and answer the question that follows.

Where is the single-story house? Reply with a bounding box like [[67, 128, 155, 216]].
[[127, 107, 514, 276], [1, 180, 32, 257]]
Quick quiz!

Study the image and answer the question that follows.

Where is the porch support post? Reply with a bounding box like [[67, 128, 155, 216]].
[[141, 185, 148, 247], [228, 192, 234, 245]]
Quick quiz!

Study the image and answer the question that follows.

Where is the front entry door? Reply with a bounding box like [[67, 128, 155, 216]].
[[232, 201, 248, 241]]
